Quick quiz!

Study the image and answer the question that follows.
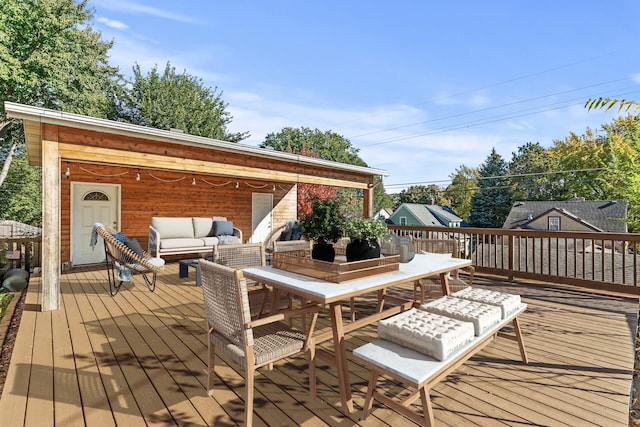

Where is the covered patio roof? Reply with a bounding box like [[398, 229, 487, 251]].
[[4, 102, 389, 311]]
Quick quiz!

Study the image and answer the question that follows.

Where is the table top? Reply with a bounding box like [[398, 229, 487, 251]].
[[243, 253, 471, 304]]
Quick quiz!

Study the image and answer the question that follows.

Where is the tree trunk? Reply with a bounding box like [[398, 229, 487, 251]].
[[0, 140, 17, 188]]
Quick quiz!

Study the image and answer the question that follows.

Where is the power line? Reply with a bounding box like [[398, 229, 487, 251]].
[[384, 167, 609, 189]]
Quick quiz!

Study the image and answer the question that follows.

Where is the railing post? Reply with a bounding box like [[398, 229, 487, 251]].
[[508, 233, 515, 282]]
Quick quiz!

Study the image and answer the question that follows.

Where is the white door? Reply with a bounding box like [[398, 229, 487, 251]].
[[250, 193, 273, 243], [71, 182, 120, 265]]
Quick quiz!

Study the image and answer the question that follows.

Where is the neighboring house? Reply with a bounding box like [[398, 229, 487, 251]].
[[373, 208, 393, 222], [388, 203, 464, 227], [502, 199, 629, 233]]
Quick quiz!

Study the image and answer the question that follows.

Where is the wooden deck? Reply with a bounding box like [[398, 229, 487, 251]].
[[0, 262, 638, 426]]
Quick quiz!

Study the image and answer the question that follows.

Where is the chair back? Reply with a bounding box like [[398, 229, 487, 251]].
[[413, 238, 459, 257], [199, 259, 253, 349], [213, 243, 266, 269], [272, 240, 312, 258]]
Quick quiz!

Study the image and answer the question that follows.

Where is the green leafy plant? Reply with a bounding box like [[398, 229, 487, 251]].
[[344, 217, 388, 244], [300, 197, 344, 243]]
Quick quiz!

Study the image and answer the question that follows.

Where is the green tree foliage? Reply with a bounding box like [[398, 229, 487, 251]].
[[0, 152, 41, 225], [550, 115, 640, 230], [509, 142, 560, 201], [116, 62, 247, 142], [261, 127, 366, 166], [469, 148, 512, 228], [442, 165, 478, 221], [586, 97, 640, 113], [0, 0, 120, 223], [393, 184, 448, 209]]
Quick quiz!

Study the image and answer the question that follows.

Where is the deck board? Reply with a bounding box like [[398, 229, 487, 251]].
[[0, 263, 637, 426]]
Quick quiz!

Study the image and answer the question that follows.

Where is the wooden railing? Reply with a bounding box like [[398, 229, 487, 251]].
[[1, 237, 42, 272], [388, 225, 640, 295]]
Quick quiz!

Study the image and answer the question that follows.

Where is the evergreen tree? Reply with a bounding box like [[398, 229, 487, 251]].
[[469, 148, 512, 228]]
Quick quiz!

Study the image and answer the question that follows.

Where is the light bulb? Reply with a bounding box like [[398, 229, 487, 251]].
[[192, 177, 196, 185], [235, 181, 239, 188], [136, 171, 140, 181]]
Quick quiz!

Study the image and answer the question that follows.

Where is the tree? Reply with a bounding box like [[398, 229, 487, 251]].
[[0, 0, 121, 223], [509, 142, 560, 201], [261, 127, 366, 166], [116, 62, 247, 142], [393, 184, 448, 209], [261, 127, 392, 216], [469, 148, 512, 228], [586, 97, 640, 113], [0, 152, 41, 225], [442, 165, 478, 221]]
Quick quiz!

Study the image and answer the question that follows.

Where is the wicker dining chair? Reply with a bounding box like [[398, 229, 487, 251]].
[[212, 243, 270, 318], [199, 259, 319, 427], [93, 223, 165, 296], [412, 238, 475, 303]]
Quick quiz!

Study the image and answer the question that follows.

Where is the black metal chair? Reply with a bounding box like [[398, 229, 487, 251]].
[[93, 224, 165, 296]]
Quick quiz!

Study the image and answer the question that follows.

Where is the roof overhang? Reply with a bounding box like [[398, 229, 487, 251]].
[[4, 102, 388, 178]]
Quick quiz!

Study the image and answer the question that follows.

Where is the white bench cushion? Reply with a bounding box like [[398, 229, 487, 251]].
[[420, 296, 501, 336], [378, 308, 474, 361], [452, 287, 521, 319]]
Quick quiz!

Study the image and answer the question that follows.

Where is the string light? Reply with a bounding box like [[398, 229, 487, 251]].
[[136, 170, 141, 181], [64, 163, 70, 178], [192, 176, 196, 185], [272, 184, 276, 191], [235, 181, 239, 188]]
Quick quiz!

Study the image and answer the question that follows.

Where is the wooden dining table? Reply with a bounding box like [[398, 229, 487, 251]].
[[242, 253, 473, 413]]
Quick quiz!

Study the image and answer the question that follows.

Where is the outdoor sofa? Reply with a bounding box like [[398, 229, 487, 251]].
[[148, 216, 242, 257]]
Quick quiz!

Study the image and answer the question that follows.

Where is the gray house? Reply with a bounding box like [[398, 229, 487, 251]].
[[389, 203, 464, 227], [502, 199, 628, 233]]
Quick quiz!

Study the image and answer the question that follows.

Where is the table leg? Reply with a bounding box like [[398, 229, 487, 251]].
[[440, 272, 451, 296], [195, 264, 202, 287], [328, 302, 354, 413], [179, 261, 189, 278]]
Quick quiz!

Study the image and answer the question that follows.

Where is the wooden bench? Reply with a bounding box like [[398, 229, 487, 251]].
[[352, 303, 528, 426]]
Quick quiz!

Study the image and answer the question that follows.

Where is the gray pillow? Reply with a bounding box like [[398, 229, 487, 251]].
[[126, 238, 145, 258], [213, 220, 234, 236]]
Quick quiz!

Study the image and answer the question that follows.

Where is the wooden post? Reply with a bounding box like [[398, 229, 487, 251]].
[[41, 124, 61, 311], [363, 186, 374, 218]]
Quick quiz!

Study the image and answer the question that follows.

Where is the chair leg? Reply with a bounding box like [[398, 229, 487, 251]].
[[142, 273, 157, 292], [207, 334, 216, 395], [245, 369, 255, 427]]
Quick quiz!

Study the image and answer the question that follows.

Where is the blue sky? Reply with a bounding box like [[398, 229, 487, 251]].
[[88, 0, 640, 192]]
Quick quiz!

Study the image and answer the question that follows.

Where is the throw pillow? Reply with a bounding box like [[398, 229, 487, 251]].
[[126, 238, 145, 258], [111, 231, 129, 244], [213, 220, 234, 237]]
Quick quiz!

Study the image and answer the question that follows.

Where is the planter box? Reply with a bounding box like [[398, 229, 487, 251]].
[[272, 252, 399, 283]]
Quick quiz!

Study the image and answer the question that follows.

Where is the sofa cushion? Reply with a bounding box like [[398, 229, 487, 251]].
[[213, 220, 234, 236], [193, 217, 215, 238], [159, 238, 205, 250], [152, 217, 194, 239], [200, 236, 219, 246]]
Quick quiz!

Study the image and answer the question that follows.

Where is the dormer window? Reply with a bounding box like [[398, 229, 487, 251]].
[[548, 216, 560, 231]]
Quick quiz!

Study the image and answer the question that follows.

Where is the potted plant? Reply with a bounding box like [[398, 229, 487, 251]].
[[300, 197, 345, 262], [343, 217, 388, 262]]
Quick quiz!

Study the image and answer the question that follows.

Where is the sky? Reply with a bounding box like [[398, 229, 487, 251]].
[[88, 0, 640, 193]]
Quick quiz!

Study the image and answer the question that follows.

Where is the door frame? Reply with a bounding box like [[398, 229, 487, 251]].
[[251, 192, 273, 243], [70, 181, 121, 266]]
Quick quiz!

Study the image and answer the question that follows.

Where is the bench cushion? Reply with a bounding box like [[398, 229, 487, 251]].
[[420, 297, 501, 336], [159, 238, 206, 249], [452, 287, 521, 319], [378, 308, 475, 361]]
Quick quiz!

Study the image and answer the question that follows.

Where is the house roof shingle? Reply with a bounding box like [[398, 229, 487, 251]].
[[502, 200, 629, 233]]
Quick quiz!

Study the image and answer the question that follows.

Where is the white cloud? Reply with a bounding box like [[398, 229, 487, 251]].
[[96, 17, 128, 30], [91, 0, 198, 24]]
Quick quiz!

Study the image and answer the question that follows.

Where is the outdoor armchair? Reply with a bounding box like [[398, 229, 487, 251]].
[[92, 223, 165, 296], [199, 259, 319, 427]]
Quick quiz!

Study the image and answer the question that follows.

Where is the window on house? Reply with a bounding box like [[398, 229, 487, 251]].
[[399, 217, 407, 226], [548, 216, 560, 231]]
